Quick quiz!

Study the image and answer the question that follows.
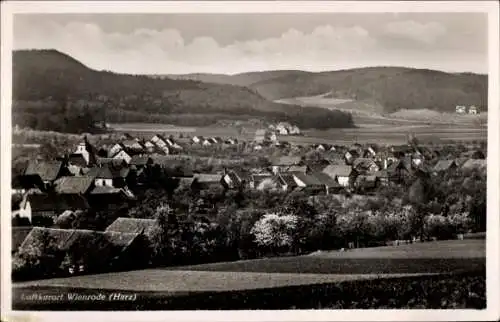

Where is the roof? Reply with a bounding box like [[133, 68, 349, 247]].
[[18, 227, 140, 263], [433, 160, 457, 172], [87, 166, 114, 179], [272, 156, 302, 166], [352, 158, 378, 171], [54, 176, 95, 194], [313, 172, 341, 187], [27, 193, 90, 212], [287, 165, 308, 173], [90, 186, 123, 195], [96, 158, 126, 167], [105, 217, 158, 238], [24, 161, 63, 182], [68, 154, 87, 167], [12, 226, 33, 253], [462, 159, 487, 170], [291, 172, 323, 186], [355, 175, 378, 188], [279, 173, 298, 187], [194, 173, 222, 183], [122, 140, 144, 149], [130, 155, 153, 166], [322, 165, 353, 178]]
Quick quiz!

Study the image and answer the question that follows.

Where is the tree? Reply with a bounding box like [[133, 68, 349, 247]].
[[251, 213, 298, 255]]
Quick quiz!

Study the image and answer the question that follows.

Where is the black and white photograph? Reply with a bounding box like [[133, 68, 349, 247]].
[[1, 1, 499, 320]]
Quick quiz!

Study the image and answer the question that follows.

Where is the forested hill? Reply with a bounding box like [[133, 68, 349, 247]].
[[167, 67, 487, 114], [12, 50, 354, 133], [247, 67, 488, 114]]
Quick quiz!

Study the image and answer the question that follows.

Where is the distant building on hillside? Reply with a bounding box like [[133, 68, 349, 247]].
[[469, 105, 479, 115], [455, 105, 467, 114]]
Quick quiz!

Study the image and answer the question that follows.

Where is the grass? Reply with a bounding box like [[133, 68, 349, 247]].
[[12, 271, 485, 310], [11, 239, 485, 310]]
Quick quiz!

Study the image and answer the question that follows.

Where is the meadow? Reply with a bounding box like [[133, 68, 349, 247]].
[[12, 239, 485, 310]]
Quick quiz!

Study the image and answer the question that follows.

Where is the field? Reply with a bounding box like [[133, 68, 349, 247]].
[[110, 121, 487, 146], [12, 240, 485, 310]]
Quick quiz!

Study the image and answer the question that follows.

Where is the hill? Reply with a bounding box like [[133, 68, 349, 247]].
[[248, 67, 488, 114], [156, 70, 310, 87], [12, 50, 354, 133]]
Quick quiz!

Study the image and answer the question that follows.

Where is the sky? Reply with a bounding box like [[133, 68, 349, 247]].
[[13, 13, 488, 75]]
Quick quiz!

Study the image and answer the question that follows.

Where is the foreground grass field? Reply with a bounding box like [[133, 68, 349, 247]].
[[12, 240, 485, 309]]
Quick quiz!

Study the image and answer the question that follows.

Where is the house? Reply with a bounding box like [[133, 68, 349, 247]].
[[461, 159, 487, 172], [352, 158, 380, 174], [344, 150, 359, 165], [433, 160, 458, 174], [108, 143, 124, 158], [469, 105, 478, 115], [68, 153, 88, 168], [278, 173, 298, 192], [224, 138, 237, 145], [287, 165, 309, 173], [202, 139, 212, 147], [54, 176, 95, 195], [363, 146, 378, 158], [96, 157, 127, 168], [354, 175, 379, 193], [221, 169, 247, 190], [277, 126, 289, 135], [456, 105, 467, 114], [315, 144, 335, 152], [254, 144, 263, 151], [86, 167, 115, 187], [122, 140, 145, 152], [192, 174, 223, 190], [271, 156, 302, 174], [269, 131, 278, 142], [192, 136, 205, 144], [73, 137, 97, 166], [250, 174, 285, 191], [130, 156, 153, 169], [88, 186, 135, 209], [322, 165, 356, 187], [374, 170, 389, 185], [460, 150, 485, 160], [290, 172, 325, 194], [151, 134, 168, 148], [18, 193, 90, 224], [411, 153, 425, 167], [11, 226, 33, 254], [105, 217, 158, 242], [312, 172, 343, 194], [391, 145, 414, 158], [289, 125, 301, 135], [112, 150, 132, 164], [12, 174, 45, 194], [387, 158, 413, 183], [24, 160, 68, 187]]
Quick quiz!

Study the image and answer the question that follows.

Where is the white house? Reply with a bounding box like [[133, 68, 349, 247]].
[[112, 150, 132, 164], [456, 105, 467, 114], [469, 106, 478, 115], [192, 136, 203, 144], [108, 143, 124, 158], [289, 125, 301, 135]]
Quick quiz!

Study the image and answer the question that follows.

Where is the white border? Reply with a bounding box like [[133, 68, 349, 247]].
[[1, 1, 499, 322]]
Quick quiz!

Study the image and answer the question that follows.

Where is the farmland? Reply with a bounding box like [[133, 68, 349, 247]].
[[12, 239, 485, 310]]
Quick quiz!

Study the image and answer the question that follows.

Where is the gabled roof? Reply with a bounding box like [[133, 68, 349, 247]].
[[12, 226, 33, 253], [433, 160, 457, 172], [291, 172, 323, 186], [194, 173, 222, 183], [462, 159, 487, 170], [27, 193, 90, 212], [279, 173, 298, 187], [90, 186, 123, 195], [24, 161, 63, 182], [272, 156, 302, 166], [313, 172, 341, 188], [68, 154, 87, 167], [122, 140, 144, 148], [87, 166, 114, 179], [54, 176, 95, 194], [130, 155, 153, 166], [352, 158, 378, 171], [287, 165, 308, 173], [96, 157, 126, 167], [105, 217, 158, 238], [322, 165, 353, 178]]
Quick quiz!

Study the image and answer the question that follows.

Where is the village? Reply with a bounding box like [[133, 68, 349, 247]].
[[11, 119, 487, 279]]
